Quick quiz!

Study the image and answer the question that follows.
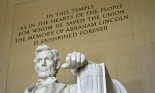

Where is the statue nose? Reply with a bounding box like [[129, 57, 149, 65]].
[[42, 60, 47, 66]]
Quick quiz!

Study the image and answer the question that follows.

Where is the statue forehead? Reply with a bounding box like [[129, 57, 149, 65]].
[[36, 50, 54, 58]]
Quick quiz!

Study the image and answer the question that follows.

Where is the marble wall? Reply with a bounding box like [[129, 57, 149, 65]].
[[0, 0, 154, 93]]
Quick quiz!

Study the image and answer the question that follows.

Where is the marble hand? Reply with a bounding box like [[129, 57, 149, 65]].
[[61, 51, 88, 69]]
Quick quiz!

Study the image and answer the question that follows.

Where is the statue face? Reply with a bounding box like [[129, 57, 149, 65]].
[[35, 50, 55, 79]]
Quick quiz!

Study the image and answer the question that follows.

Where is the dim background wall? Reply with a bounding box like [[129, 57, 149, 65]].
[[0, 0, 154, 93]]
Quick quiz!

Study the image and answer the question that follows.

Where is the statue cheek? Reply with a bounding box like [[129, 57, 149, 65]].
[[35, 66, 41, 73]]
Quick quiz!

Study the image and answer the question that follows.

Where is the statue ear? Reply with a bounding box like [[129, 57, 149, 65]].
[[56, 61, 61, 69], [53, 55, 61, 69]]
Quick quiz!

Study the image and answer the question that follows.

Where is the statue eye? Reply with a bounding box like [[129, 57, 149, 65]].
[[37, 59, 41, 62]]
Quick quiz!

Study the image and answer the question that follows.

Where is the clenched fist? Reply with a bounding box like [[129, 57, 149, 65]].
[[61, 51, 88, 69]]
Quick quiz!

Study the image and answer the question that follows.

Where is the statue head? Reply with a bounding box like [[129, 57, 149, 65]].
[[33, 45, 61, 79]]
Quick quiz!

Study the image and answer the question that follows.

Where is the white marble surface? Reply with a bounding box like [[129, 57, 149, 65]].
[[25, 45, 127, 93]]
